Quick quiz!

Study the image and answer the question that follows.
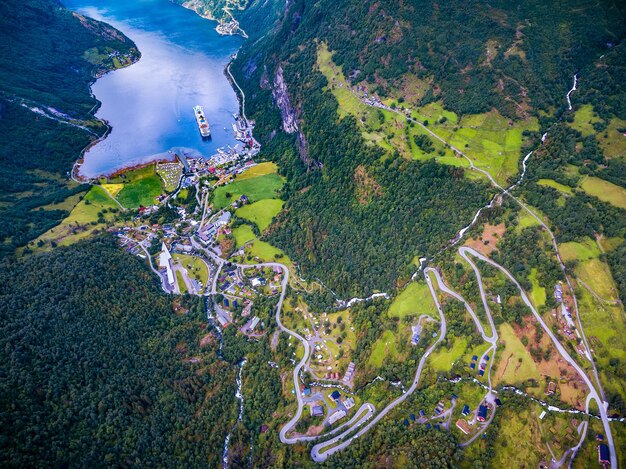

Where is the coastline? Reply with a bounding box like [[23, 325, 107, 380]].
[[72, 3, 252, 186], [72, 50, 142, 184]]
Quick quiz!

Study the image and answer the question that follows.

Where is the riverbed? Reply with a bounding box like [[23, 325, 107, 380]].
[[64, 0, 242, 178]]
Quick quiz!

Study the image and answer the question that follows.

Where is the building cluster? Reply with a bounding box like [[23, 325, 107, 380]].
[[469, 354, 489, 377]]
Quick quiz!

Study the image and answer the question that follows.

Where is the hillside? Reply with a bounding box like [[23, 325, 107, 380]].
[[226, 0, 626, 296], [0, 236, 237, 467], [0, 0, 139, 258]]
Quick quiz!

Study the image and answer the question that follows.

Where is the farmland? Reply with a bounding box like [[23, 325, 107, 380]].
[[211, 173, 284, 209], [235, 199, 284, 232]]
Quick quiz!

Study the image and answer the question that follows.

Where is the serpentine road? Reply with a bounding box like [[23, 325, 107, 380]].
[[308, 270, 447, 462], [189, 237, 615, 466], [459, 247, 616, 469]]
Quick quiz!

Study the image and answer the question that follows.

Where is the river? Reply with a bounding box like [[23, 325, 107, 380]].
[[63, 0, 242, 178]]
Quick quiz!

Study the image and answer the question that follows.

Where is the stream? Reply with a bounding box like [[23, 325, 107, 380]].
[[222, 358, 247, 468]]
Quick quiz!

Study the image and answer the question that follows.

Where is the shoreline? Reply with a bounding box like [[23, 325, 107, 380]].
[[72, 3, 252, 186], [72, 50, 142, 184]]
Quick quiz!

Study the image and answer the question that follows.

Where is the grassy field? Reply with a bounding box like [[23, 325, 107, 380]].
[[245, 239, 292, 267], [237, 162, 278, 180], [212, 173, 284, 210], [491, 407, 546, 467], [575, 257, 620, 300], [569, 104, 602, 136], [517, 210, 541, 232], [559, 237, 601, 262], [493, 323, 540, 386], [235, 199, 284, 232], [576, 288, 626, 399], [580, 176, 626, 209], [597, 117, 626, 160], [528, 268, 546, 308], [101, 183, 124, 198], [388, 281, 437, 318], [429, 337, 467, 371], [537, 178, 573, 195], [431, 110, 539, 185], [173, 254, 208, 291], [116, 165, 164, 209], [369, 330, 398, 368], [36, 185, 119, 248], [233, 224, 256, 247]]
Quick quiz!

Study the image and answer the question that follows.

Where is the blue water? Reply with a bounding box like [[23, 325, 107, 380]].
[[63, 0, 242, 178]]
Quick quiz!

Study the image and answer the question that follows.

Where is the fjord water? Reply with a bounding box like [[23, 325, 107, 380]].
[[64, 0, 242, 178]]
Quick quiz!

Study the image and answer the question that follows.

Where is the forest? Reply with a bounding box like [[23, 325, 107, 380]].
[[0, 236, 239, 467]]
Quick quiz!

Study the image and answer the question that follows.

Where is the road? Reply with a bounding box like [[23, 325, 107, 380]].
[[308, 270, 447, 462], [359, 84, 606, 403], [460, 247, 616, 469]]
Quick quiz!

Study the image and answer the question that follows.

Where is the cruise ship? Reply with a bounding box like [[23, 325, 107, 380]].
[[193, 105, 211, 139]]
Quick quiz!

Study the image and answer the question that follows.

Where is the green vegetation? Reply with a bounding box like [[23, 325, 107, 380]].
[[235, 199, 284, 231], [0, 0, 138, 258], [528, 268, 546, 308], [211, 173, 283, 210], [569, 104, 602, 136], [173, 254, 209, 291], [233, 224, 256, 247], [429, 337, 467, 371], [580, 176, 626, 210], [369, 330, 398, 367], [35, 185, 119, 248], [493, 323, 540, 386], [115, 165, 164, 209], [236, 162, 278, 180], [388, 281, 437, 318], [537, 179, 573, 195], [559, 238, 601, 263], [0, 237, 236, 467]]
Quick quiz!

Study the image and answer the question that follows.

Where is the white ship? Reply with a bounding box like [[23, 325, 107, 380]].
[[193, 105, 211, 138]]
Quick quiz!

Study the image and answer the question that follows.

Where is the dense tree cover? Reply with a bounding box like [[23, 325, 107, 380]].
[[0, 102, 91, 257], [326, 415, 460, 467], [0, 0, 138, 116], [239, 41, 492, 296], [0, 236, 238, 467], [236, 0, 624, 118], [0, 0, 138, 258]]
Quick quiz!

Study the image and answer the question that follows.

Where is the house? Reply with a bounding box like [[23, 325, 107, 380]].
[[419, 410, 425, 418], [472, 355, 478, 361], [470, 363, 476, 370], [456, 419, 471, 435], [598, 443, 610, 464], [494, 398, 502, 407], [596, 434, 605, 441], [546, 381, 557, 395], [484, 355, 490, 361], [251, 277, 266, 287], [214, 211, 231, 227], [328, 409, 346, 425], [303, 387, 311, 397], [343, 397, 355, 409], [410, 413, 415, 421], [462, 405, 470, 416], [330, 390, 341, 401], [403, 419, 409, 426], [311, 405, 324, 417], [477, 405, 488, 422], [478, 369, 485, 376], [158, 242, 175, 286]]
